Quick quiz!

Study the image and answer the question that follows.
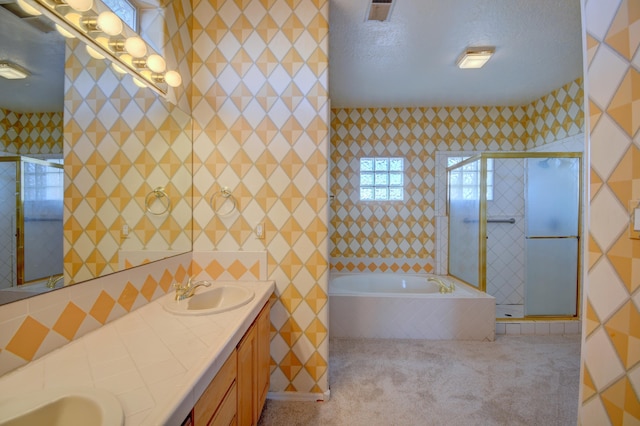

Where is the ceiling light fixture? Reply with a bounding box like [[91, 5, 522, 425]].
[[456, 47, 495, 69], [0, 61, 30, 80]]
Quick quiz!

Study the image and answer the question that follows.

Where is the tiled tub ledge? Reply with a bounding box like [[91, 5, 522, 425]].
[[0, 280, 275, 425]]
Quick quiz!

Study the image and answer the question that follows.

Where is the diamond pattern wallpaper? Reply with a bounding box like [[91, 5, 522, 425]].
[[0, 108, 62, 156], [581, 0, 640, 424], [330, 79, 584, 274], [189, 0, 330, 395]]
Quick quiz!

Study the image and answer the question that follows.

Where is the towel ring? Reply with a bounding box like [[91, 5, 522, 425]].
[[210, 187, 236, 217], [145, 187, 171, 215]]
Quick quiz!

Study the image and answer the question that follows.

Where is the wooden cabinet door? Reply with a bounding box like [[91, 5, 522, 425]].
[[256, 303, 270, 413], [237, 324, 257, 426]]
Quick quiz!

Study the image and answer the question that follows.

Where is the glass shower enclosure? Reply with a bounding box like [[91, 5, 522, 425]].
[[0, 156, 63, 290], [447, 152, 582, 318]]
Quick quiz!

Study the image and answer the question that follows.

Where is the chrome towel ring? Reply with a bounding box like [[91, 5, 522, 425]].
[[145, 187, 171, 215], [210, 187, 236, 217]]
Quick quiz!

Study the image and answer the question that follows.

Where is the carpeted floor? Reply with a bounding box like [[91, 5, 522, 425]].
[[259, 335, 581, 426]]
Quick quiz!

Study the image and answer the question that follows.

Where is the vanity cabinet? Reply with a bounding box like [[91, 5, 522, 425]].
[[192, 301, 271, 426], [237, 301, 271, 426]]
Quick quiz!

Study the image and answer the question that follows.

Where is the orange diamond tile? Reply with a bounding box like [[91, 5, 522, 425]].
[[604, 301, 640, 368], [52, 302, 87, 341], [278, 350, 303, 382], [159, 269, 174, 293], [601, 376, 640, 425], [90, 291, 116, 324], [5, 316, 49, 361], [140, 276, 158, 301], [303, 351, 327, 382], [589, 235, 604, 271], [280, 284, 303, 313], [118, 282, 140, 312], [279, 318, 303, 346], [228, 259, 249, 279], [280, 251, 304, 280], [607, 68, 640, 137], [205, 260, 225, 279], [605, 0, 640, 61], [304, 317, 327, 347], [249, 261, 261, 279], [305, 284, 327, 314]]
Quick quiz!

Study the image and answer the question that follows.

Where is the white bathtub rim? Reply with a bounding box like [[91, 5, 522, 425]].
[[329, 272, 494, 300]]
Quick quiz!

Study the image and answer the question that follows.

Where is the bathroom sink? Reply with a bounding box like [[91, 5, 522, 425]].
[[0, 388, 123, 426], [164, 284, 255, 315]]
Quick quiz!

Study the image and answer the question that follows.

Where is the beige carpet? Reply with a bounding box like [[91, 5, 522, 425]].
[[259, 335, 581, 426]]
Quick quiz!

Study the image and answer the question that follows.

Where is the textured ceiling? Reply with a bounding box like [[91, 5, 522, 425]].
[[0, 2, 64, 113], [329, 0, 584, 108]]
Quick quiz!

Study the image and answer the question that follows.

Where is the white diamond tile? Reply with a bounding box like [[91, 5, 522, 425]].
[[585, 327, 625, 391], [590, 186, 629, 251], [585, 0, 622, 41], [590, 114, 632, 180], [588, 44, 629, 110], [588, 259, 630, 321]]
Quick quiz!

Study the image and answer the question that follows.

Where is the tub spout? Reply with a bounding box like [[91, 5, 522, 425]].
[[428, 277, 455, 294]]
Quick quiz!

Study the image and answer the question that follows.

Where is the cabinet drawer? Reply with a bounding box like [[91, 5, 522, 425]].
[[194, 350, 237, 426], [211, 382, 237, 426]]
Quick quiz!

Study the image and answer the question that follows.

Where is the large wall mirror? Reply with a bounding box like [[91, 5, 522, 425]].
[[0, 0, 192, 305]]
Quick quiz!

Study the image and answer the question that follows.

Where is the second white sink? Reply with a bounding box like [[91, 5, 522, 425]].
[[164, 284, 255, 315], [0, 388, 123, 426]]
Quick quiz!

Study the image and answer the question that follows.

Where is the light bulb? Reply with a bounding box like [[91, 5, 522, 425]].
[[96, 11, 122, 36], [164, 70, 182, 87], [85, 45, 104, 60], [16, 0, 41, 16], [55, 24, 75, 38], [146, 54, 166, 73], [65, 0, 93, 12], [64, 12, 82, 27], [132, 77, 147, 88], [119, 53, 133, 67], [124, 37, 146, 58], [111, 62, 127, 74]]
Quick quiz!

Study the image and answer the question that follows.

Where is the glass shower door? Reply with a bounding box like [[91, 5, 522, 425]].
[[448, 158, 482, 289], [21, 159, 63, 283], [525, 157, 580, 316]]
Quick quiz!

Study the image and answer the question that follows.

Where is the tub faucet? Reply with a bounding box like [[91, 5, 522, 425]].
[[174, 278, 212, 301], [46, 274, 64, 289], [428, 277, 455, 294]]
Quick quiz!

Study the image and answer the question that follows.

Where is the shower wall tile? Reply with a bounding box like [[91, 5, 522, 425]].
[[330, 79, 584, 274], [0, 108, 63, 157], [582, 0, 640, 424]]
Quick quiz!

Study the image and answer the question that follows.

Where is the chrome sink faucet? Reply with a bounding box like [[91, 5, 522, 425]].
[[428, 277, 455, 294], [46, 274, 64, 289], [174, 278, 212, 301]]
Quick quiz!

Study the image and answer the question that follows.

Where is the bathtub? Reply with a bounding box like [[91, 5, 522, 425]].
[[329, 273, 495, 341]]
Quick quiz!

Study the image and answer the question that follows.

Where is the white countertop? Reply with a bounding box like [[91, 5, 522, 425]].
[[0, 280, 275, 425]]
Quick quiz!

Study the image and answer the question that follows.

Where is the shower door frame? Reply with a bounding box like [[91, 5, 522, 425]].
[[446, 151, 583, 320], [0, 156, 64, 286]]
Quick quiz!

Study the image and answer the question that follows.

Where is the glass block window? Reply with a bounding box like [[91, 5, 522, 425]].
[[102, 0, 138, 31], [448, 157, 494, 201], [360, 157, 404, 201]]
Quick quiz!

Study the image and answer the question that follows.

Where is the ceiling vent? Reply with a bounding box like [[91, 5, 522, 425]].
[[367, 0, 393, 22]]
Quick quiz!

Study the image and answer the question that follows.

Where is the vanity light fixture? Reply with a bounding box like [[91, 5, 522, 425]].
[[27, 0, 182, 95], [0, 61, 30, 80], [456, 46, 495, 69]]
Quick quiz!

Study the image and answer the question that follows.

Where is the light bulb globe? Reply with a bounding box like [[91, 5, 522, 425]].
[[124, 37, 147, 58], [146, 54, 166, 73], [65, 0, 93, 12], [164, 70, 182, 87], [97, 11, 122, 36]]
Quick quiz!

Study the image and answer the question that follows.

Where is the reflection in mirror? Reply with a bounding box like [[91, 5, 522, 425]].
[[0, 0, 192, 306]]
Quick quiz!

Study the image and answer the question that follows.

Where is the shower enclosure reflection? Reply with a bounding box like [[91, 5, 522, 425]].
[[0, 157, 63, 296], [447, 152, 582, 319]]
